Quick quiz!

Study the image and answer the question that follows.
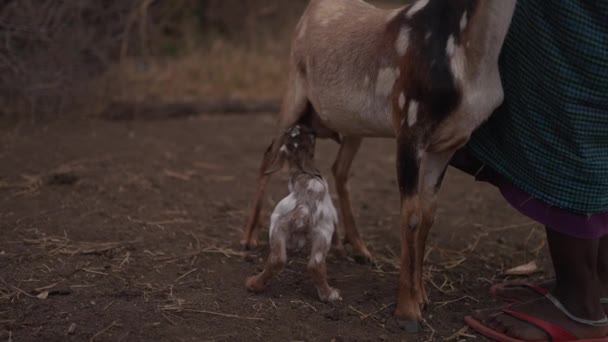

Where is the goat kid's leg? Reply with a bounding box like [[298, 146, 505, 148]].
[[332, 136, 372, 264], [241, 65, 309, 250], [309, 228, 341, 302], [245, 230, 287, 292], [331, 223, 347, 258], [415, 150, 454, 306], [241, 140, 280, 250]]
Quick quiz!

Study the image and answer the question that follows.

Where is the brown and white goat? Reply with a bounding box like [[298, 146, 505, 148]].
[[241, 0, 517, 328], [245, 124, 342, 302]]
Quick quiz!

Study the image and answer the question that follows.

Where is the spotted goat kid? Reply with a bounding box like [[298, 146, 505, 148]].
[[245, 125, 341, 302]]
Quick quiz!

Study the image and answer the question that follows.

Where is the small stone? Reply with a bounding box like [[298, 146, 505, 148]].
[[67, 323, 76, 335]]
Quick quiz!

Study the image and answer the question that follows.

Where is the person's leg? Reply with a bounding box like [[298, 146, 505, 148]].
[[598, 235, 608, 301], [471, 228, 608, 340], [493, 233, 608, 308]]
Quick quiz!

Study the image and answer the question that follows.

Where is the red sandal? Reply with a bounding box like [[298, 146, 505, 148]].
[[466, 292, 608, 342], [490, 282, 549, 303]]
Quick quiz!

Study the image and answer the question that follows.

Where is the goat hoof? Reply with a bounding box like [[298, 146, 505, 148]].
[[398, 319, 420, 333], [353, 254, 374, 266], [240, 241, 258, 251]]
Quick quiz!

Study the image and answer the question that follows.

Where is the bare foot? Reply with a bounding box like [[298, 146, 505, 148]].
[[470, 297, 608, 341], [493, 280, 555, 303], [494, 280, 608, 312]]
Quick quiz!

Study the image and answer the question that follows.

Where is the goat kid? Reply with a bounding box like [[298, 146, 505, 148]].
[[245, 125, 342, 302], [242, 0, 517, 329]]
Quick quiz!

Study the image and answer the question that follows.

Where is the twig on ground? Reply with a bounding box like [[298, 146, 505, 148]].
[[422, 319, 436, 342], [435, 296, 479, 309], [291, 300, 317, 312], [174, 268, 197, 283], [180, 309, 264, 321], [90, 320, 120, 342], [444, 326, 477, 341]]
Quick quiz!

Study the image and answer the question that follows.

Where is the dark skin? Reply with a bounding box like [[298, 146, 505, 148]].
[[493, 237, 608, 306], [472, 229, 608, 340]]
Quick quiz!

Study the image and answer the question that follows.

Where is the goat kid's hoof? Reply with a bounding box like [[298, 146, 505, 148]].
[[397, 319, 420, 333], [245, 276, 265, 293], [240, 240, 258, 252], [353, 254, 375, 266], [319, 288, 342, 302]]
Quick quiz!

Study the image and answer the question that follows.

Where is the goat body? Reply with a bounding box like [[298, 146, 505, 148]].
[[243, 0, 517, 327]]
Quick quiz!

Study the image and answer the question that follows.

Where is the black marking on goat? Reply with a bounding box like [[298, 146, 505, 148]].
[[396, 134, 420, 196], [390, 0, 479, 128]]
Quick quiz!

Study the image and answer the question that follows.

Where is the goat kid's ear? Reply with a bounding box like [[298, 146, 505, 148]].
[[263, 138, 286, 176]]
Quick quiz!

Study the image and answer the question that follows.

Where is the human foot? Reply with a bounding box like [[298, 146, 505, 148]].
[[467, 296, 608, 341], [492, 280, 608, 312], [491, 280, 555, 303]]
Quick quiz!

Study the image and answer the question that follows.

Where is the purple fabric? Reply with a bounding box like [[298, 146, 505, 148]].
[[450, 149, 608, 240]]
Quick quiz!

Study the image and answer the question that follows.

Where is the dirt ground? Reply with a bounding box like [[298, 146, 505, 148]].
[[0, 114, 552, 341]]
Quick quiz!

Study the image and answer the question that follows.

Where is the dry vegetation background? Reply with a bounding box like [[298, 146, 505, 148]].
[[0, 0, 407, 120], [0, 0, 310, 119]]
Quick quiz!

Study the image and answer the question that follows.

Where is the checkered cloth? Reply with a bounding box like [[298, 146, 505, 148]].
[[468, 1, 608, 214]]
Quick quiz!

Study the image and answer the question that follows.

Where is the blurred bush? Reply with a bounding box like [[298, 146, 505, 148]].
[[0, 0, 307, 119]]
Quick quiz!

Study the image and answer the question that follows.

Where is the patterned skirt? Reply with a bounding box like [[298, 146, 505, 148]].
[[463, 1, 608, 238]]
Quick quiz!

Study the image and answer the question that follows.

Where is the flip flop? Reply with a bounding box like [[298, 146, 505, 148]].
[[490, 282, 549, 303], [490, 282, 608, 306], [465, 293, 608, 342]]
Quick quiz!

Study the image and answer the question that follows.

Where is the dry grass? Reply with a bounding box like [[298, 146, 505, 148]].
[[101, 39, 289, 106]]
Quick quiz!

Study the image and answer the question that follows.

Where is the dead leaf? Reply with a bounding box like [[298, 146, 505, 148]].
[[163, 169, 195, 181], [206, 175, 235, 182], [37, 291, 49, 300], [193, 162, 223, 170], [504, 260, 540, 276]]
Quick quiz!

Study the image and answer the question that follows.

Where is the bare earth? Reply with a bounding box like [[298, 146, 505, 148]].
[[0, 114, 551, 341]]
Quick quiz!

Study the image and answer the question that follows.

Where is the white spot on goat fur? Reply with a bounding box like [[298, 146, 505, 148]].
[[398, 93, 406, 110], [408, 100, 419, 127], [313, 252, 324, 264], [460, 12, 468, 32], [408, 215, 420, 230], [298, 18, 308, 40], [450, 46, 466, 83], [425, 31, 432, 42], [448, 34, 466, 83], [446, 35, 456, 56], [308, 179, 325, 193], [375, 68, 400, 97], [407, 0, 429, 18], [395, 26, 411, 56], [290, 126, 301, 137]]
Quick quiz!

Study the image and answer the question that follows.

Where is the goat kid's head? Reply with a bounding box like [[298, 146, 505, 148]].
[[265, 124, 318, 176]]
